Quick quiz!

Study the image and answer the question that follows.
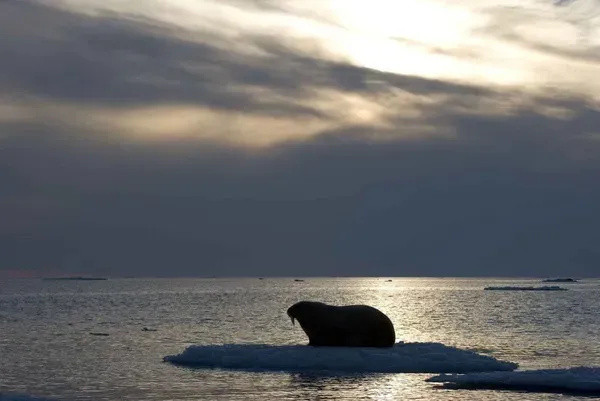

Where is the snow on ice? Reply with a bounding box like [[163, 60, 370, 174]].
[[164, 342, 518, 373], [428, 366, 600, 395]]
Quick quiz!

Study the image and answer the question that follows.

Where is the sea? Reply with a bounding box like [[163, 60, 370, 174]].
[[1, 277, 599, 400]]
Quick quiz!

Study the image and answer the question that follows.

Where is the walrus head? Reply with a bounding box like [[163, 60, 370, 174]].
[[287, 302, 301, 325]]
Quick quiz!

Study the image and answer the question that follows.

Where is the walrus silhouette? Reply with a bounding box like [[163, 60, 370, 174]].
[[287, 301, 395, 347]]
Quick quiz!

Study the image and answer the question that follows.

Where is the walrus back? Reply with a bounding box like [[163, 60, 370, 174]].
[[337, 305, 395, 347]]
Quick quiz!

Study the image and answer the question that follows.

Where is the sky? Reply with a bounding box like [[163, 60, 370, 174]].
[[1, 0, 600, 278]]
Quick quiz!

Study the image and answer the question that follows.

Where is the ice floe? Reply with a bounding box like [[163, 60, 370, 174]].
[[0, 394, 57, 401], [542, 278, 578, 283], [484, 286, 567, 291], [427, 367, 600, 395], [164, 342, 518, 373]]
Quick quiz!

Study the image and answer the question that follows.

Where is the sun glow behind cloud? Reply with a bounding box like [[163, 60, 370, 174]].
[[14, 0, 600, 146], [325, 0, 490, 79], [47, 0, 600, 87]]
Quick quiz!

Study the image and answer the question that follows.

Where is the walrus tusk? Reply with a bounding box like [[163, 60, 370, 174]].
[[290, 316, 295, 325]]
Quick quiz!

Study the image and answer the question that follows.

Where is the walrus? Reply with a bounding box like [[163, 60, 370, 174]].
[[287, 301, 395, 347]]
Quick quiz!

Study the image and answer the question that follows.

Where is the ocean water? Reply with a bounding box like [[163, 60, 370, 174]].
[[1, 277, 599, 400]]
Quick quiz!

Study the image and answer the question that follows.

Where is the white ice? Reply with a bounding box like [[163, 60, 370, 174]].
[[484, 286, 567, 291], [164, 342, 518, 373], [428, 367, 600, 394]]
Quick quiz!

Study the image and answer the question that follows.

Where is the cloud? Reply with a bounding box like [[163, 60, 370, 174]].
[[480, 4, 600, 63], [1, 0, 600, 277], [3, 99, 600, 276], [1, 0, 496, 146], [0, 2, 316, 116]]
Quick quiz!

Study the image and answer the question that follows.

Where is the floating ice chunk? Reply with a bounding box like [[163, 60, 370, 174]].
[[484, 286, 567, 291], [427, 367, 600, 395], [542, 278, 578, 283], [164, 343, 518, 373], [0, 394, 57, 401]]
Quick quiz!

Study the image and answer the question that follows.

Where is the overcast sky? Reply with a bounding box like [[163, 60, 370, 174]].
[[2, 0, 600, 278]]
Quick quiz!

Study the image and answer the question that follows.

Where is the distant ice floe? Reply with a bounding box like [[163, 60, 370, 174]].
[[0, 394, 57, 401], [427, 367, 600, 395], [542, 278, 578, 283], [164, 343, 518, 374], [484, 286, 567, 291]]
